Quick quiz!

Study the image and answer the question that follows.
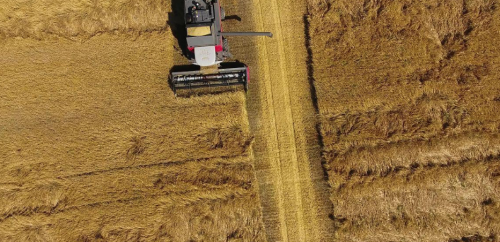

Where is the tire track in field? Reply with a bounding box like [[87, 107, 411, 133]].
[[245, 0, 336, 241], [58, 154, 246, 179]]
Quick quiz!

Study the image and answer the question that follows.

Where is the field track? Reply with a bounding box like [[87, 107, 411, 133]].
[[227, 0, 336, 241]]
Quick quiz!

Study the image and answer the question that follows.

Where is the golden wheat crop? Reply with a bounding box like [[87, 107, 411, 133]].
[[308, 0, 500, 240], [0, 1, 267, 241], [333, 160, 500, 241], [0, 0, 171, 40]]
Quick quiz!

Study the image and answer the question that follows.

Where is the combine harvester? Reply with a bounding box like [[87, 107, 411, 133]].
[[170, 0, 272, 95]]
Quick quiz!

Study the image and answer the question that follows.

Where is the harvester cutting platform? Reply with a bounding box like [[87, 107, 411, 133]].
[[170, 0, 272, 94]]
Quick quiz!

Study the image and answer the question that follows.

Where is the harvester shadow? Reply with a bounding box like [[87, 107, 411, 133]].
[[225, 15, 242, 21], [167, 0, 189, 58], [167, 0, 193, 95]]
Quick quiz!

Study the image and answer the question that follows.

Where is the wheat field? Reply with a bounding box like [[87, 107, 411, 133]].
[[3, 0, 498, 241], [308, 0, 500, 241], [0, 0, 170, 40], [0, 1, 266, 241], [0, 0, 338, 240]]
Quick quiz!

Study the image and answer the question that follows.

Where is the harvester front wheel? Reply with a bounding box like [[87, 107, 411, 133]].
[[223, 38, 233, 58], [220, 7, 226, 20]]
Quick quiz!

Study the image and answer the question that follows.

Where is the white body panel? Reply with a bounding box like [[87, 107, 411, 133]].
[[194, 46, 220, 66]]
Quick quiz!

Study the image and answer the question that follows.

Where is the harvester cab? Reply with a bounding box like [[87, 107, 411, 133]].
[[170, 0, 273, 95]]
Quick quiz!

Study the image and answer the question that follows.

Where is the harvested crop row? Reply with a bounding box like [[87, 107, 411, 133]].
[[333, 159, 500, 242], [0, 156, 253, 220], [0, 190, 263, 241], [327, 131, 500, 186]]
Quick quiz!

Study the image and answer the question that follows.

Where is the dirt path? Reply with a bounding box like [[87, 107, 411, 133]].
[[239, 0, 336, 241]]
